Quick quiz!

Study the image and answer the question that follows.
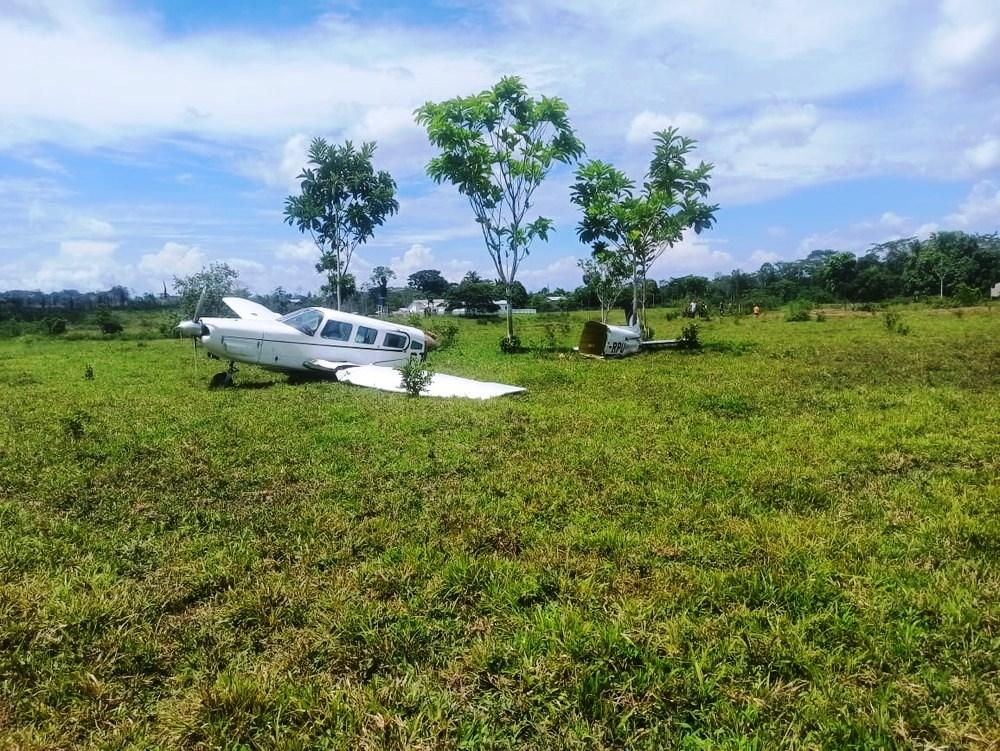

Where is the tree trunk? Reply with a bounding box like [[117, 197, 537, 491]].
[[631, 269, 641, 328], [505, 282, 514, 340], [335, 248, 343, 311]]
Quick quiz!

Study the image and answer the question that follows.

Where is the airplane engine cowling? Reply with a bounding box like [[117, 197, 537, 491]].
[[578, 320, 641, 357]]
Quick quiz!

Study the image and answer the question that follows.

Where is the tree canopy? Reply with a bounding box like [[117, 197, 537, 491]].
[[445, 272, 499, 314], [173, 262, 241, 320], [284, 138, 398, 310], [415, 76, 585, 341], [571, 128, 717, 329], [407, 269, 450, 299]]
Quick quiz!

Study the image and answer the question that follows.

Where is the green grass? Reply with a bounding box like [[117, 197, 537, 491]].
[[1, 307, 998, 749]]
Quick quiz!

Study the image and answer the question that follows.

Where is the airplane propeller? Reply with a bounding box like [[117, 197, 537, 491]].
[[176, 286, 209, 349]]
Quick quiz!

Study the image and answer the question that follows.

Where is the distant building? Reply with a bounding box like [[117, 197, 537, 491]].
[[453, 300, 536, 316], [395, 299, 448, 316]]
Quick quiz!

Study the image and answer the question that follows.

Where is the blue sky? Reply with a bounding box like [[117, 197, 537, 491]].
[[1, 0, 998, 294]]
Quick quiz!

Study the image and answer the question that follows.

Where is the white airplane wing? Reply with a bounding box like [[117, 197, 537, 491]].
[[303, 360, 525, 399], [222, 297, 282, 321]]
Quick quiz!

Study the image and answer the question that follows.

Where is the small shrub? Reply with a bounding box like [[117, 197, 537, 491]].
[[84, 364, 94, 380], [399, 358, 433, 397], [60, 409, 90, 440], [785, 303, 812, 322], [45, 317, 67, 335], [406, 313, 423, 329], [954, 283, 979, 307], [158, 321, 180, 338], [499, 335, 522, 353], [101, 320, 124, 335], [432, 320, 459, 349], [883, 311, 911, 335], [665, 309, 679, 321], [814, 311, 827, 323], [679, 323, 701, 349]]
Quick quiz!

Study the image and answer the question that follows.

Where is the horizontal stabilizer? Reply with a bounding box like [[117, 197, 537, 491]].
[[304, 359, 525, 399], [638, 339, 679, 350], [222, 297, 282, 321]]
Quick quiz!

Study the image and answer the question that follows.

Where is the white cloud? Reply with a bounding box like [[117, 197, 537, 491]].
[[0, 240, 123, 291], [799, 216, 918, 253], [916, 0, 999, 89], [275, 240, 318, 262], [626, 111, 707, 143], [390, 243, 435, 276], [139, 242, 206, 276], [59, 240, 117, 258], [0, 2, 496, 149], [347, 106, 422, 144], [945, 180, 1000, 228], [238, 133, 310, 189], [519, 255, 580, 285], [746, 103, 819, 146], [964, 138, 1000, 171], [750, 250, 780, 264], [650, 235, 734, 277], [66, 216, 115, 238]]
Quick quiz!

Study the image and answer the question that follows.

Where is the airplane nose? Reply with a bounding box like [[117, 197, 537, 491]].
[[177, 320, 207, 337]]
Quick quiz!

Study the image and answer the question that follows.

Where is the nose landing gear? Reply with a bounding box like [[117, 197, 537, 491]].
[[209, 361, 238, 388]]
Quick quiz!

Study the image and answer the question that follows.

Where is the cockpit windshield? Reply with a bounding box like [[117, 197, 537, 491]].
[[279, 308, 323, 336]]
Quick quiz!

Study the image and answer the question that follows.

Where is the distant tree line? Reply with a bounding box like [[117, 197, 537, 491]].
[[641, 231, 999, 313]]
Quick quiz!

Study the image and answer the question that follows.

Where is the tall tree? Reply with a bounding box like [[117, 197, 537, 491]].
[[369, 265, 395, 312], [571, 129, 716, 330], [446, 271, 499, 314], [905, 233, 975, 298], [407, 269, 450, 301], [284, 138, 398, 310], [578, 251, 630, 323], [416, 76, 585, 342], [173, 262, 240, 320]]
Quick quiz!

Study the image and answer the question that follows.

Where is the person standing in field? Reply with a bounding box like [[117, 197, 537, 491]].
[[753, 304, 761, 317]]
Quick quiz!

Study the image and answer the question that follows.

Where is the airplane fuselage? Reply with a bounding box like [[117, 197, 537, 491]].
[[195, 307, 429, 372]]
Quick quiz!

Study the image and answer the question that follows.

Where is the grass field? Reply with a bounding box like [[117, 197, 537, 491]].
[[1, 306, 998, 749]]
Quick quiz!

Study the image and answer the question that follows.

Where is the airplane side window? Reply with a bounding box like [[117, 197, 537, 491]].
[[410, 340, 423, 351], [383, 332, 408, 349], [320, 320, 353, 342], [355, 326, 378, 345]]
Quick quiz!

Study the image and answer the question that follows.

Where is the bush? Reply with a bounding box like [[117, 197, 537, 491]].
[[101, 320, 124, 335], [814, 311, 827, 323], [679, 322, 701, 349], [883, 311, 910, 335], [431, 320, 459, 349], [785, 303, 812, 322], [45, 317, 67, 335], [954, 283, 979, 307], [665, 309, 679, 321], [499, 335, 522, 353], [406, 313, 423, 329], [399, 358, 434, 397]]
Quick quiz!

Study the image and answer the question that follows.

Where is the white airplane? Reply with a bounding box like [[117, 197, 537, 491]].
[[176, 296, 524, 399]]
